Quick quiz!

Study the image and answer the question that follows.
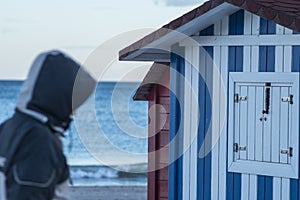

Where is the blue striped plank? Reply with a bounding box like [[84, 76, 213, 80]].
[[292, 46, 300, 72], [260, 18, 268, 35], [290, 45, 300, 200], [259, 46, 267, 72], [267, 21, 276, 35], [260, 18, 276, 35], [265, 177, 273, 199], [235, 10, 244, 35], [169, 49, 185, 200], [197, 46, 205, 200], [197, 27, 207, 200], [257, 176, 265, 199], [169, 52, 179, 200], [259, 18, 276, 73], [197, 25, 214, 200], [267, 46, 275, 72], [259, 45, 275, 72], [178, 56, 185, 200], [204, 26, 213, 200], [204, 46, 213, 200], [226, 9, 244, 200]]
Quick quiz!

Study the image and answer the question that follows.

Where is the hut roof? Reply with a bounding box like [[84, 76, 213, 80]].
[[119, 0, 300, 62]]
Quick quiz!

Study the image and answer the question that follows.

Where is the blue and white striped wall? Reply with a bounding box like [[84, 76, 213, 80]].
[[169, 9, 300, 200]]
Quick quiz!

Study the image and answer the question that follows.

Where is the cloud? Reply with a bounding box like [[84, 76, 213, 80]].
[[0, 27, 18, 35], [153, 0, 199, 6], [3, 18, 37, 24], [61, 46, 96, 50]]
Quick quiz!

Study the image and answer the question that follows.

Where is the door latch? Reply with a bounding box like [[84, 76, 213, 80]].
[[281, 95, 294, 104], [234, 143, 247, 152], [281, 147, 293, 157], [262, 83, 271, 114], [234, 94, 247, 103]]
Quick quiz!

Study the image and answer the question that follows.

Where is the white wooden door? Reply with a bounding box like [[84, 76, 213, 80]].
[[228, 72, 299, 179], [234, 83, 292, 162]]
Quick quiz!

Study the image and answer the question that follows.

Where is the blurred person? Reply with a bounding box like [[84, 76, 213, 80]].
[[0, 51, 96, 200]]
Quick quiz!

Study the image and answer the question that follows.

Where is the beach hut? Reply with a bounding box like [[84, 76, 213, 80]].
[[119, 0, 300, 199]]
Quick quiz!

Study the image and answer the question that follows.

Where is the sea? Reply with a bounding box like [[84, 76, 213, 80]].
[[0, 81, 148, 186]]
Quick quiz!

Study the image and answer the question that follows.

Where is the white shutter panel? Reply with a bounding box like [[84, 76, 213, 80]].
[[228, 72, 299, 178]]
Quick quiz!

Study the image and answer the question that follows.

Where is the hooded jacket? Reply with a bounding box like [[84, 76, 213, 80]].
[[0, 51, 96, 200]]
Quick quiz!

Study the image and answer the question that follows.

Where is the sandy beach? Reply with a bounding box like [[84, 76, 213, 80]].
[[70, 186, 147, 200]]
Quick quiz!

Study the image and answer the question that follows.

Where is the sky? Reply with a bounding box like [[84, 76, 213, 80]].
[[0, 0, 205, 81]]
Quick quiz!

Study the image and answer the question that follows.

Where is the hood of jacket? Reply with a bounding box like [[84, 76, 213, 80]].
[[16, 50, 96, 133]]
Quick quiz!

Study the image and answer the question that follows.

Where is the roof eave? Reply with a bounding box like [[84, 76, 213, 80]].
[[133, 63, 170, 101], [119, 2, 240, 62]]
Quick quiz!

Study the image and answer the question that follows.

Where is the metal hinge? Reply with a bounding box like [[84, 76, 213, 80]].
[[281, 95, 294, 104], [234, 143, 247, 152], [234, 94, 247, 103], [281, 147, 293, 157]]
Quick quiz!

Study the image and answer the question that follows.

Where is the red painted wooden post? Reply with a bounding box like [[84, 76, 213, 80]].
[[147, 66, 170, 200], [148, 85, 157, 200]]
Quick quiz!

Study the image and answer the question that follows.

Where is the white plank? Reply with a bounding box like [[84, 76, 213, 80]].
[[241, 12, 252, 200], [211, 20, 221, 200], [262, 78, 271, 164], [283, 28, 292, 72], [282, 178, 290, 200], [255, 86, 264, 162], [290, 82, 299, 173], [275, 46, 284, 72], [284, 46, 292, 72], [251, 46, 259, 72], [229, 73, 299, 84], [280, 87, 290, 164], [183, 47, 192, 200], [218, 16, 229, 200], [274, 24, 291, 200], [234, 85, 241, 162], [249, 14, 260, 200], [283, 28, 299, 180], [228, 159, 298, 179], [251, 14, 260, 36], [263, 94, 271, 163], [271, 87, 281, 163], [244, 11, 252, 35], [190, 46, 199, 200], [249, 175, 258, 199], [284, 28, 293, 35], [228, 72, 236, 168], [247, 86, 256, 161], [275, 25, 284, 72], [180, 34, 300, 46], [239, 86, 248, 160], [276, 25, 284, 35], [241, 175, 250, 199], [273, 177, 282, 200], [243, 46, 251, 72]]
